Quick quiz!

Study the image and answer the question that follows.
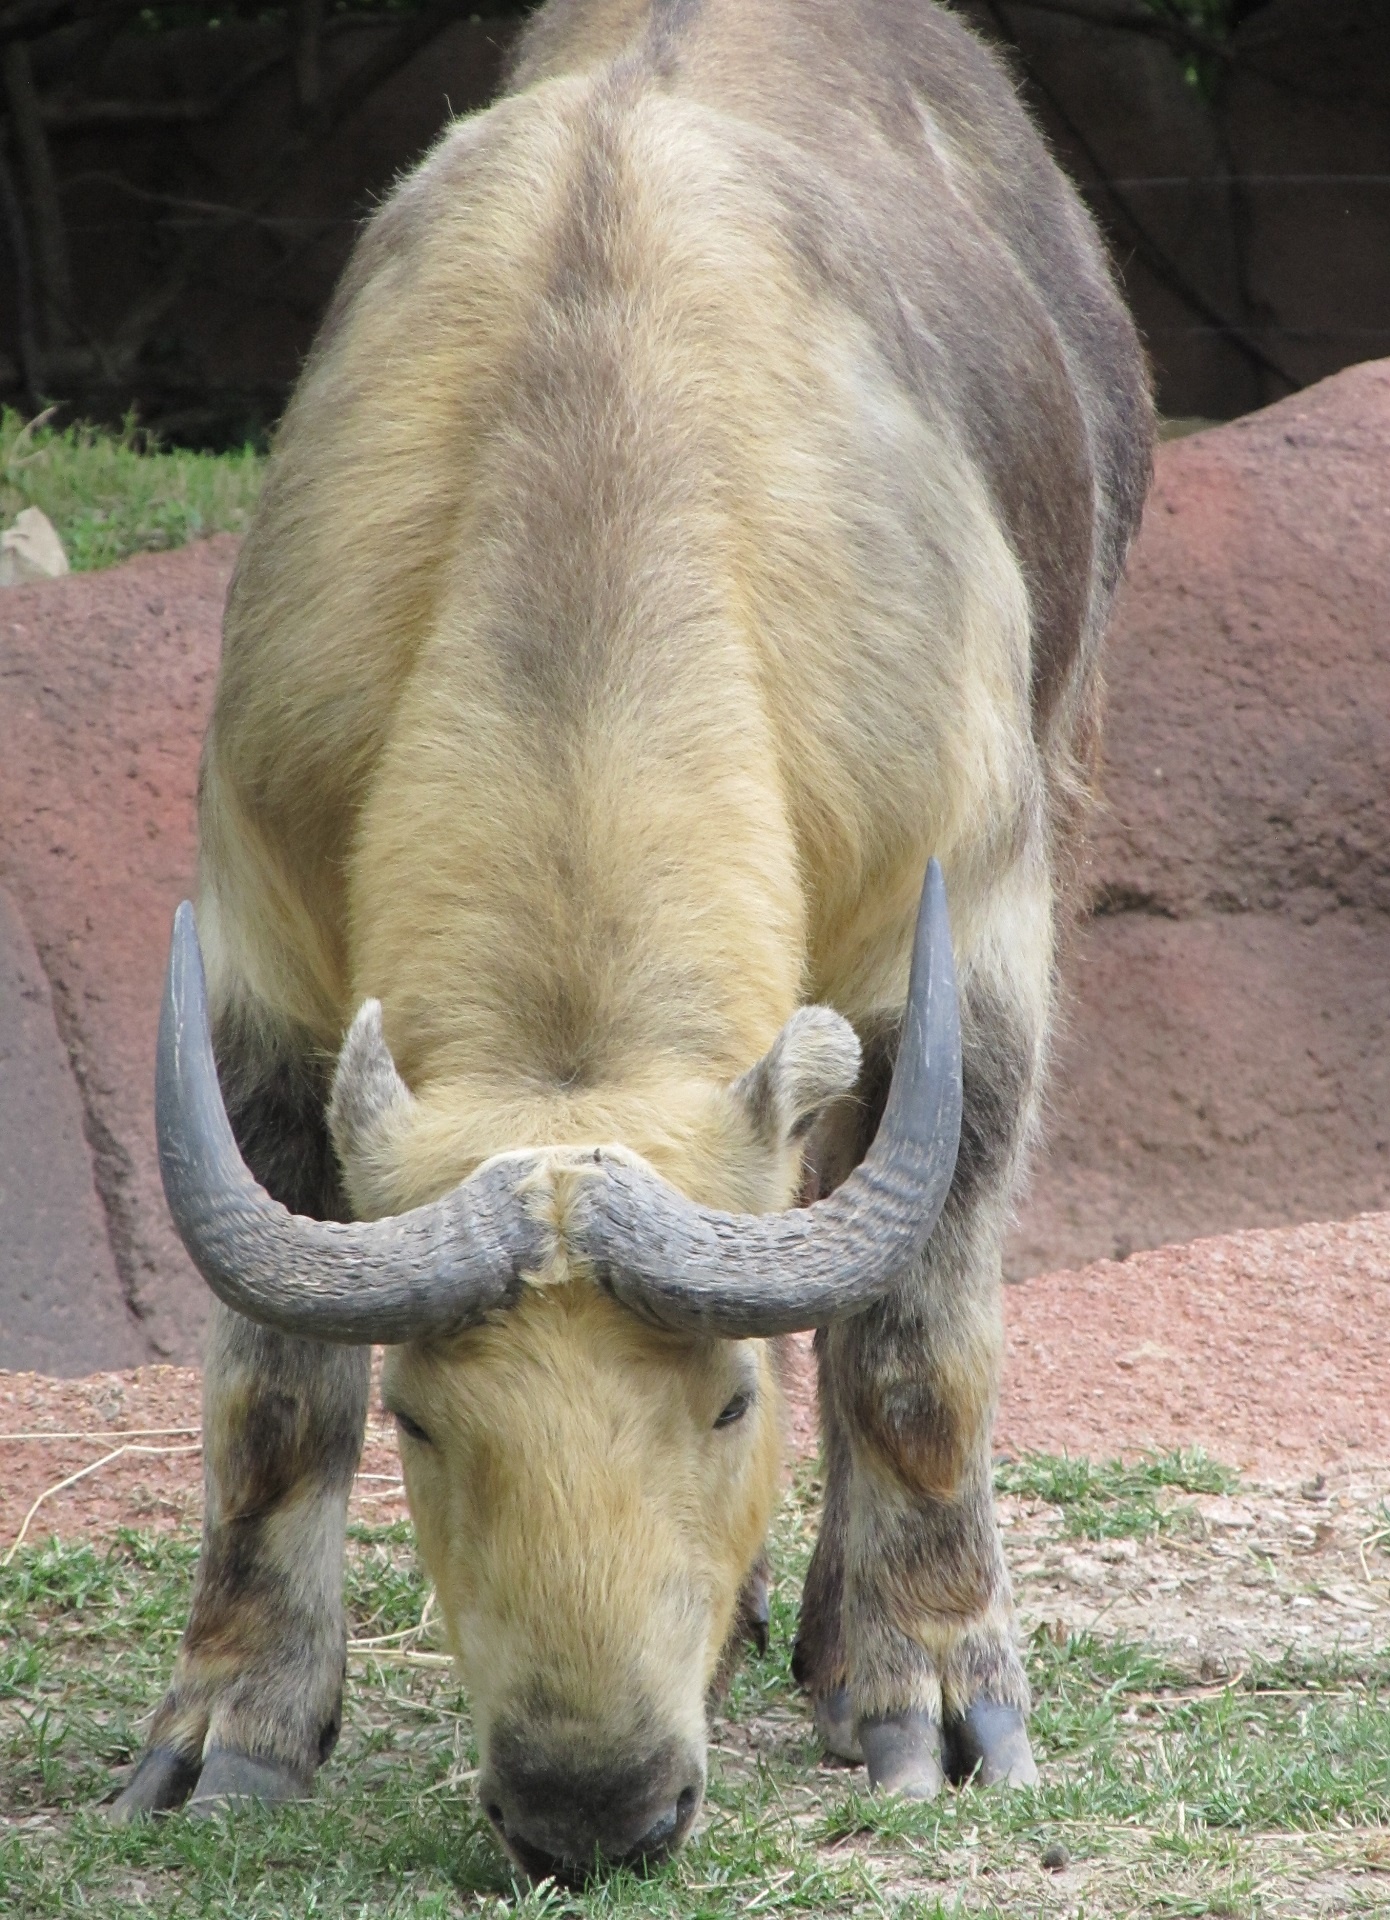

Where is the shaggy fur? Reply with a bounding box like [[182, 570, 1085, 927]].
[[119, 0, 1152, 1854]]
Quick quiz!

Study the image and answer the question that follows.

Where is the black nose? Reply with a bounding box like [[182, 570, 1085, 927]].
[[480, 1734, 702, 1884]]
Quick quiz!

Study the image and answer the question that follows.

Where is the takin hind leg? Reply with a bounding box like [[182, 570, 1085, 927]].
[[111, 1005, 369, 1818], [794, 966, 1043, 1799]]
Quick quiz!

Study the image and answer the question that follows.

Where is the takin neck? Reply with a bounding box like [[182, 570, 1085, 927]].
[[340, 636, 814, 1221]]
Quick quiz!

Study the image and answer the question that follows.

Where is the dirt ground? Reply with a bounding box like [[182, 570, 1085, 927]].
[[1004, 1470, 1390, 1679]]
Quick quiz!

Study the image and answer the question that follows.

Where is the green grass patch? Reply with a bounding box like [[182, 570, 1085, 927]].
[[995, 1448, 1240, 1540], [1, 407, 263, 572], [2, 1465, 1386, 1917]]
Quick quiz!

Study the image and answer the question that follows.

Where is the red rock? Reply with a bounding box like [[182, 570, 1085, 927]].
[[0, 539, 233, 1360], [1009, 360, 1390, 1275], [0, 883, 141, 1372], [1095, 359, 1390, 921]]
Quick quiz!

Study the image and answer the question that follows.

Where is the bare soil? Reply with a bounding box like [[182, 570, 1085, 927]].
[[995, 1211, 1390, 1476], [1005, 1471, 1390, 1678], [0, 1356, 409, 1557]]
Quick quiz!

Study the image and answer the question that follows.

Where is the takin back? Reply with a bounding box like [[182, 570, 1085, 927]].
[[114, 0, 1152, 1882]]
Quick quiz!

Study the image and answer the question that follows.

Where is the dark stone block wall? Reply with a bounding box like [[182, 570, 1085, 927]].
[[0, 0, 1387, 437]]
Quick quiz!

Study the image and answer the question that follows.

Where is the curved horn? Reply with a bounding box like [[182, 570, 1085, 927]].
[[566, 860, 962, 1337], [156, 903, 548, 1344]]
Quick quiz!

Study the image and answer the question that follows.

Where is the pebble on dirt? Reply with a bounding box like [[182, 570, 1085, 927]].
[[0, 507, 69, 586]]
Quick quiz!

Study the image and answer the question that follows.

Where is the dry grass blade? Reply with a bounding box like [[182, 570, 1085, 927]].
[[1356, 1526, 1390, 1583], [349, 1648, 453, 1670], [348, 1587, 440, 1662], [1, 1442, 202, 1565], [0, 1427, 201, 1444], [1122, 1670, 1249, 1704]]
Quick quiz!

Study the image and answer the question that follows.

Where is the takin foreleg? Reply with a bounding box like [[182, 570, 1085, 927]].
[[793, 961, 1044, 1798], [111, 1007, 369, 1818]]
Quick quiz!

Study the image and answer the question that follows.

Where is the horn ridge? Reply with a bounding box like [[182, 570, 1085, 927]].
[[566, 859, 962, 1337], [156, 903, 546, 1345], [157, 860, 960, 1344]]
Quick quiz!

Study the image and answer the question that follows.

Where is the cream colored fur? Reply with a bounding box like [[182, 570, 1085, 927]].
[[200, 85, 1038, 1099], [193, 0, 1124, 1818], [385, 1290, 782, 1776]]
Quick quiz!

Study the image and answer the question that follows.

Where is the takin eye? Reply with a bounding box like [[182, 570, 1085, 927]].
[[714, 1390, 752, 1430], [391, 1409, 433, 1447]]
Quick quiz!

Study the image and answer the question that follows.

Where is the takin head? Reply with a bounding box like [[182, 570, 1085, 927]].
[[152, 864, 961, 1880], [337, 997, 856, 1879], [383, 1290, 783, 1878]]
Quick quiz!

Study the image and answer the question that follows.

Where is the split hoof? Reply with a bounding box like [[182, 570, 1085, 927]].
[[945, 1700, 1039, 1788], [186, 1746, 310, 1817], [107, 1744, 202, 1820], [859, 1710, 945, 1800], [739, 1563, 771, 1659], [813, 1686, 863, 1764]]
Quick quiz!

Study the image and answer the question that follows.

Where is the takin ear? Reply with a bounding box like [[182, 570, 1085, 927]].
[[729, 1006, 862, 1152], [327, 999, 415, 1211]]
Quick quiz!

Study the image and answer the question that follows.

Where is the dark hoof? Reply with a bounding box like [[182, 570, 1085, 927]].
[[107, 1744, 203, 1820], [186, 1746, 310, 1817], [945, 1700, 1039, 1788], [812, 1686, 863, 1764], [738, 1563, 771, 1658], [859, 1710, 945, 1800]]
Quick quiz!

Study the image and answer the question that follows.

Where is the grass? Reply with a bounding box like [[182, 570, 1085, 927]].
[[995, 1449, 1240, 1541], [0, 407, 263, 572], [1, 1464, 1387, 1918]]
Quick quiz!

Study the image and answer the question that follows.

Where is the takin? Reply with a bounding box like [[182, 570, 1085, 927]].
[[112, 0, 1152, 1881]]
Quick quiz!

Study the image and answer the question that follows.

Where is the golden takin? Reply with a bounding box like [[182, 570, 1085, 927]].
[[114, 0, 1152, 1884]]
